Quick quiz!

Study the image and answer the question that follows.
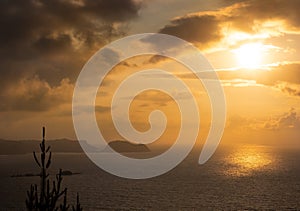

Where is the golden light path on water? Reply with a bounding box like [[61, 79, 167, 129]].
[[222, 146, 275, 177]]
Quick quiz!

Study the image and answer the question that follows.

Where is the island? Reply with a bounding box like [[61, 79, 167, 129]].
[[104, 140, 150, 153]]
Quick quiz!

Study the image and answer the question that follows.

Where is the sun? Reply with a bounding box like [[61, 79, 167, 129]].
[[233, 43, 264, 69]]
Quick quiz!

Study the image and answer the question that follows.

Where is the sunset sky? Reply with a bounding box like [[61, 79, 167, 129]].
[[1, 0, 299, 148]]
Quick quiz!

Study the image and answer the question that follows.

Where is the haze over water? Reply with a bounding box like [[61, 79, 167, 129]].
[[1, 145, 299, 210]]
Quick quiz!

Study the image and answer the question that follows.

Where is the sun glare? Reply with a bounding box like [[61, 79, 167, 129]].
[[233, 43, 264, 69]]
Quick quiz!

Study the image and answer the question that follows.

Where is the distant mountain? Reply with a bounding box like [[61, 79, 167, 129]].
[[104, 140, 150, 153], [0, 139, 99, 155], [0, 139, 151, 155]]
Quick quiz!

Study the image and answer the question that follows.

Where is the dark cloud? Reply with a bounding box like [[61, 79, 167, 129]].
[[0, 0, 142, 50], [33, 34, 73, 54], [0, 0, 142, 63], [147, 55, 168, 64], [0, 0, 143, 111], [160, 14, 223, 49]]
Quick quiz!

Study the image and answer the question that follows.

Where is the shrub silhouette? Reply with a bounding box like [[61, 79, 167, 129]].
[[25, 127, 83, 211]]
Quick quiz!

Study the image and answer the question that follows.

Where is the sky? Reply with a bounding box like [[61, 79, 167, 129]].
[[0, 0, 299, 148]]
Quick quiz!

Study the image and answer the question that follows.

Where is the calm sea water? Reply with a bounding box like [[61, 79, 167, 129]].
[[1, 145, 300, 210]]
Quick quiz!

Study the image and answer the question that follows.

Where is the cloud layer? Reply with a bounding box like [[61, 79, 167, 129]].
[[218, 63, 300, 96], [159, 0, 300, 49]]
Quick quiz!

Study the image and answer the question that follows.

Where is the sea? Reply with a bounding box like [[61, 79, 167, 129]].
[[1, 145, 300, 210]]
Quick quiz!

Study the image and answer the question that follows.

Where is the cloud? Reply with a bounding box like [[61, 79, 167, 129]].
[[0, 0, 142, 56], [0, 0, 142, 82], [147, 55, 168, 64], [159, 14, 223, 49], [142, 61, 300, 96], [0, 76, 73, 112], [216, 63, 300, 96], [134, 60, 300, 98], [230, 0, 300, 31], [0, 0, 143, 111], [159, 0, 300, 50], [227, 108, 300, 132], [264, 108, 300, 130]]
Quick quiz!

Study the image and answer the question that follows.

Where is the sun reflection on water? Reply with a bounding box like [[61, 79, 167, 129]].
[[223, 146, 274, 177]]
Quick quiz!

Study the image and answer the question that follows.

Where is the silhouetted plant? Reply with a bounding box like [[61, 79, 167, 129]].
[[72, 193, 83, 211], [25, 127, 83, 211]]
